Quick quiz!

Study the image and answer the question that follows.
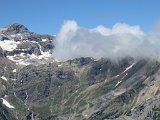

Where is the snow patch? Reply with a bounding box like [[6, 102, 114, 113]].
[[114, 81, 122, 87], [20, 80, 23, 85], [4, 95, 8, 98], [0, 40, 20, 51], [1, 98, 14, 108], [42, 39, 47, 42], [10, 34, 16, 37], [11, 79, 17, 81], [58, 64, 62, 67], [123, 63, 135, 73], [25, 91, 28, 105], [16, 60, 30, 66], [1, 76, 7, 81], [7, 55, 30, 66], [13, 69, 16, 72], [114, 74, 120, 78], [6, 43, 53, 65]]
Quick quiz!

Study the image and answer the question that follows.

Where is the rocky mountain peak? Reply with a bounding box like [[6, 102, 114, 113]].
[[1, 23, 30, 34], [0, 23, 55, 65]]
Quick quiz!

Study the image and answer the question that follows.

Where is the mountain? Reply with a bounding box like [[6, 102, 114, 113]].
[[0, 23, 55, 66], [0, 24, 159, 120]]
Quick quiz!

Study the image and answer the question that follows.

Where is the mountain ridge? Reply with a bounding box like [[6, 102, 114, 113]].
[[0, 23, 55, 66], [0, 23, 159, 120]]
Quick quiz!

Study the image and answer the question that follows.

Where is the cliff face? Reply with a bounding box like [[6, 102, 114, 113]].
[[0, 24, 159, 120]]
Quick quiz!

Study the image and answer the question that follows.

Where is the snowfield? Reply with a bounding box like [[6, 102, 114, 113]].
[[1, 98, 14, 108], [0, 40, 20, 51]]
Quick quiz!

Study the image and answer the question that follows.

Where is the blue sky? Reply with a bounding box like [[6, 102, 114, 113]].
[[0, 0, 160, 35]]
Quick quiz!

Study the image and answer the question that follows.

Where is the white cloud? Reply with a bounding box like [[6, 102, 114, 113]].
[[54, 20, 160, 61]]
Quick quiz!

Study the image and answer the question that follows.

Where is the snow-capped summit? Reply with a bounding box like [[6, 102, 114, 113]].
[[0, 23, 55, 65]]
